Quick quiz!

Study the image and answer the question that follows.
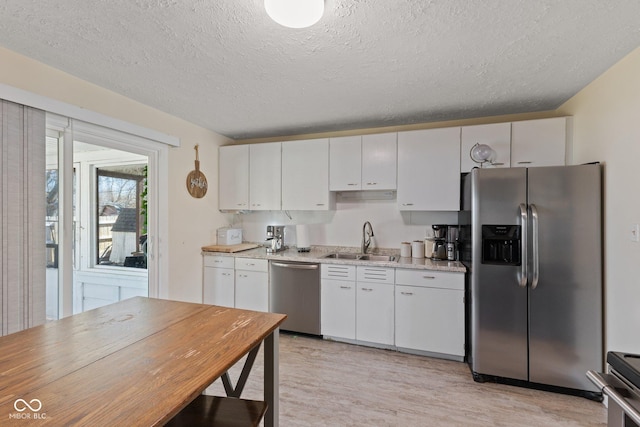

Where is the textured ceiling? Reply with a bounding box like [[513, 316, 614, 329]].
[[1, 0, 640, 140]]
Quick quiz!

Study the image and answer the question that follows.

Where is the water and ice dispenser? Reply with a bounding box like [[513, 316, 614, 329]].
[[481, 225, 521, 265]]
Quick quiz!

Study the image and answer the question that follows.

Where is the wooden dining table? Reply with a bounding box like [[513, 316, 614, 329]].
[[0, 297, 287, 426]]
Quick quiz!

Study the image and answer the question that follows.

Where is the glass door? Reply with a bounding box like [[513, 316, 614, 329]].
[[73, 141, 148, 313], [45, 131, 61, 321], [46, 117, 158, 319]]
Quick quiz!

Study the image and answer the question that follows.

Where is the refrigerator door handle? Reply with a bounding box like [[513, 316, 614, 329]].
[[530, 204, 540, 289], [519, 203, 528, 287]]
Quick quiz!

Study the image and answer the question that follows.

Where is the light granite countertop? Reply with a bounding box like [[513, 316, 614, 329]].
[[202, 245, 466, 273]]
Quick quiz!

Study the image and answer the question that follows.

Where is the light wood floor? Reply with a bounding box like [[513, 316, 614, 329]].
[[207, 333, 606, 426]]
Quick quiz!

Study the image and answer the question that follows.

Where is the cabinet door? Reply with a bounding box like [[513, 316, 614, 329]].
[[397, 127, 461, 211], [511, 117, 567, 167], [395, 285, 464, 357], [356, 282, 394, 345], [249, 142, 281, 210], [282, 139, 332, 210], [219, 145, 249, 210], [203, 267, 235, 307], [321, 278, 356, 339], [329, 136, 362, 191], [362, 133, 397, 190], [235, 270, 269, 312], [461, 123, 511, 173]]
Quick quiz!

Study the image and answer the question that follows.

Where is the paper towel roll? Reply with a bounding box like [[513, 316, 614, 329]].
[[296, 224, 310, 252]]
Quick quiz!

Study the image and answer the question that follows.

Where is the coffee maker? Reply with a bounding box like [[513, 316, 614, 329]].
[[266, 225, 285, 253], [430, 224, 448, 260]]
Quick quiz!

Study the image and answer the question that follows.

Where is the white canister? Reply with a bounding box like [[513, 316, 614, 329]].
[[400, 242, 412, 258], [412, 240, 425, 258]]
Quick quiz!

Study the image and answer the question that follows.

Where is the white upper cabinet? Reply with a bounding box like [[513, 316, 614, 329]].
[[330, 136, 362, 191], [397, 127, 461, 211], [362, 132, 397, 190], [282, 138, 333, 210], [249, 142, 281, 210], [461, 123, 511, 173], [330, 133, 397, 191], [511, 117, 567, 167], [219, 145, 249, 210]]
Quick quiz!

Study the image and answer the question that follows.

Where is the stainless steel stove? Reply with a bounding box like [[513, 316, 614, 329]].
[[588, 352, 640, 427]]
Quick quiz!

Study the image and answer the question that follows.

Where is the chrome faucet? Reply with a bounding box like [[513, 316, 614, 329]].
[[362, 221, 374, 254]]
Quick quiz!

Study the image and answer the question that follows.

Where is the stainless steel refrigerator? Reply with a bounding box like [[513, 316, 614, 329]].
[[461, 164, 603, 398]]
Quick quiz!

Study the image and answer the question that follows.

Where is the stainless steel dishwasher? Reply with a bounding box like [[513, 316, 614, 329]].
[[269, 260, 320, 335]]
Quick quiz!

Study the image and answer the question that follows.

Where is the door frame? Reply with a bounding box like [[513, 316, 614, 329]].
[[47, 114, 169, 317]]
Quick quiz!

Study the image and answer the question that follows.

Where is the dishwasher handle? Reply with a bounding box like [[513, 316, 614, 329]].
[[271, 261, 319, 270], [587, 370, 640, 426]]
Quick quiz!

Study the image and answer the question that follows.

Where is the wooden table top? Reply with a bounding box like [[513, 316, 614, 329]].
[[0, 297, 286, 426]]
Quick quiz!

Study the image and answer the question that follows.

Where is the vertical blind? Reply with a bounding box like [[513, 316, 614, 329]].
[[1, 99, 46, 336]]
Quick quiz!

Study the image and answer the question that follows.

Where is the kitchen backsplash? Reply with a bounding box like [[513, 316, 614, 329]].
[[223, 197, 458, 250]]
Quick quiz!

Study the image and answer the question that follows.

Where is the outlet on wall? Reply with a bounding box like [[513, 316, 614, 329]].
[[631, 224, 639, 242]]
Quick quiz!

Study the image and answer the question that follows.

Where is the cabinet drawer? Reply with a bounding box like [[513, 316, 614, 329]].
[[203, 255, 234, 269], [235, 257, 268, 272], [321, 264, 356, 281], [356, 266, 395, 284], [395, 269, 464, 290]]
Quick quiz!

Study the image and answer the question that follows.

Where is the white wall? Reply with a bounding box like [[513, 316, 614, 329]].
[[558, 46, 640, 354], [0, 46, 231, 303], [231, 196, 457, 250]]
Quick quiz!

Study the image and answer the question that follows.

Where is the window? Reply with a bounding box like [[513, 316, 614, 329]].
[[96, 165, 147, 268]]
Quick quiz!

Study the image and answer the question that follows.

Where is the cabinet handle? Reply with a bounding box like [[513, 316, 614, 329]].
[[316, 203, 325, 206], [361, 287, 373, 292], [401, 291, 413, 296], [237, 203, 246, 206], [246, 263, 255, 266], [366, 182, 377, 185], [402, 203, 414, 206], [339, 285, 352, 289], [493, 162, 504, 166], [423, 275, 436, 279], [252, 203, 261, 207], [222, 273, 231, 276], [347, 183, 358, 186], [517, 161, 532, 164]]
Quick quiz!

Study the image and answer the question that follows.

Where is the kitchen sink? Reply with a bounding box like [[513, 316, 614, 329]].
[[323, 253, 397, 262], [323, 253, 361, 259], [358, 254, 397, 262]]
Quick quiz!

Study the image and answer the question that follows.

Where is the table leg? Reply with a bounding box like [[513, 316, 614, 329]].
[[264, 328, 279, 427]]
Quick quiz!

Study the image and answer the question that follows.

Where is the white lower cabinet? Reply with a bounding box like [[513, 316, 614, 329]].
[[203, 256, 268, 312], [234, 258, 269, 312], [355, 266, 395, 346], [395, 269, 465, 359], [203, 256, 235, 307], [321, 265, 356, 339]]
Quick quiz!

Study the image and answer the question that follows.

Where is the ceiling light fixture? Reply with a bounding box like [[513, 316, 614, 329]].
[[264, 0, 324, 29]]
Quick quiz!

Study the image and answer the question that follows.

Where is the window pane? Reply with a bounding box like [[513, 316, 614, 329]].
[[45, 136, 59, 321], [96, 165, 146, 268]]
